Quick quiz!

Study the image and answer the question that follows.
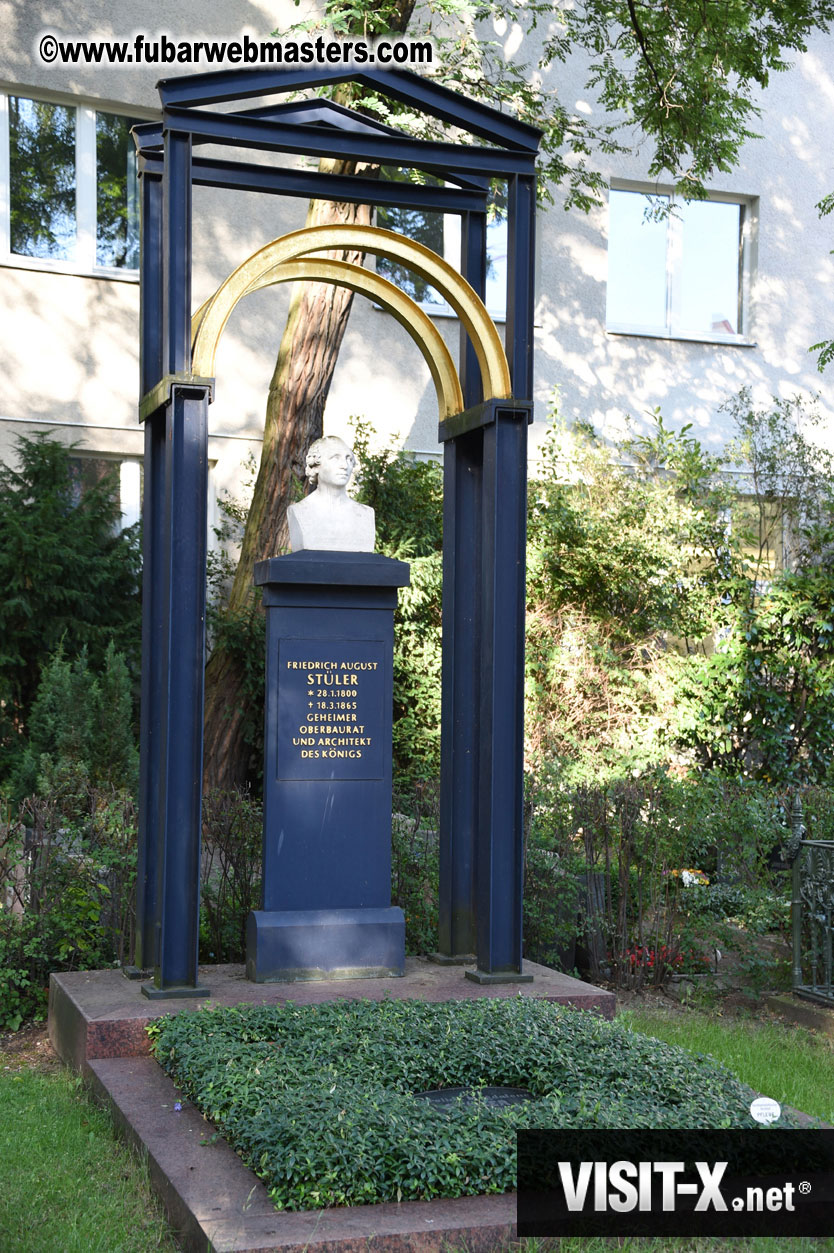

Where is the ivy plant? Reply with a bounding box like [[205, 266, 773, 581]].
[[149, 997, 788, 1212]]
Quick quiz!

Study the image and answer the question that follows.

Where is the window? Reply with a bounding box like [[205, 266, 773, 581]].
[[0, 94, 141, 276], [606, 186, 753, 343], [68, 452, 225, 544], [375, 171, 507, 319], [68, 455, 142, 531]]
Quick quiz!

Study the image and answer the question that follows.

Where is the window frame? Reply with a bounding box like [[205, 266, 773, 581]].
[[0, 90, 150, 283], [375, 175, 508, 323], [606, 180, 758, 347], [435, 208, 508, 324]]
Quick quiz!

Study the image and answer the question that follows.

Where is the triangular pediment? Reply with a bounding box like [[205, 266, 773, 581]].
[[156, 65, 540, 153]]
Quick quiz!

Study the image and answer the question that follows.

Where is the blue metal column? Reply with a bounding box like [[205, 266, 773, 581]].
[[147, 381, 210, 994], [458, 209, 487, 405], [162, 130, 193, 376], [436, 209, 487, 962], [142, 128, 209, 996], [471, 404, 530, 977], [468, 172, 536, 980], [505, 175, 536, 405], [438, 432, 481, 961], [133, 166, 163, 973]]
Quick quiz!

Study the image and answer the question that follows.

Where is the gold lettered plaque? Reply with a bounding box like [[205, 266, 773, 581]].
[[277, 638, 386, 781]]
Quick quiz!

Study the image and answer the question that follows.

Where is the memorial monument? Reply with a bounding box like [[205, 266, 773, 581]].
[[246, 437, 410, 982], [133, 69, 538, 994]]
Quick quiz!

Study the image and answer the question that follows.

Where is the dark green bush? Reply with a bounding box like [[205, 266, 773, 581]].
[[525, 413, 730, 778], [0, 914, 55, 1033], [148, 998, 781, 1212], [799, 785, 834, 840], [0, 636, 141, 1029], [0, 434, 140, 771], [520, 768, 791, 988], [12, 642, 138, 802], [522, 846, 583, 971], [673, 391, 834, 785], [199, 788, 262, 963], [526, 395, 834, 786], [390, 782, 440, 954], [0, 783, 137, 1029]]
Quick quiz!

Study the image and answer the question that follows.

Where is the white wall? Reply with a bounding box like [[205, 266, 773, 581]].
[[529, 24, 834, 457]]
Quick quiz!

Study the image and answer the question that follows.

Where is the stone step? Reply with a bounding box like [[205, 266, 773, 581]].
[[87, 1054, 518, 1253]]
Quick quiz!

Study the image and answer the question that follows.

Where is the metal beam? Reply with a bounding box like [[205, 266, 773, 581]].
[[135, 114, 490, 191], [436, 207, 488, 964], [470, 402, 532, 980], [162, 130, 193, 375], [143, 128, 210, 996], [438, 398, 532, 443], [438, 429, 481, 964], [138, 153, 488, 214], [135, 99, 412, 149], [139, 371, 215, 424], [161, 106, 536, 177], [141, 382, 211, 999], [237, 98, 415, 137], [506, 174, 537, 400], [465, 171, 538, 980]]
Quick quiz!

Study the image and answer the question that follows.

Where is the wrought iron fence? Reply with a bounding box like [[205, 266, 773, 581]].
[[792, 839, 834, 1006]]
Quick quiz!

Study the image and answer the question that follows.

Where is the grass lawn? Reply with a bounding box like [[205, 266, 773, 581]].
[[0, 1044, 177, 1253], [619, 1002, 834, 1125]]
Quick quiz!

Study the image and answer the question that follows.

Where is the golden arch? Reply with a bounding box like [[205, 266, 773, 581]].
[[190, 224, 512, 415], [199, 257, 463, 418]]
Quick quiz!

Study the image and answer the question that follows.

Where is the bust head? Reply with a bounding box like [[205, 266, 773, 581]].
[[288, 435, 375, 552], [305, 436, 356, 490]]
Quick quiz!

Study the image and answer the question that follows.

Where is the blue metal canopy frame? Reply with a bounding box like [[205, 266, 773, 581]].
[[133, 66, 540, 994]]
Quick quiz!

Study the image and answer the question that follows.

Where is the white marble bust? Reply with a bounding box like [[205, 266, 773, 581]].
[[287, 436, 375, 553]]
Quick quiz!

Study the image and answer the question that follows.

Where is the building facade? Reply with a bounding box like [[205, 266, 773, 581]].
[[1, 2, 832, 528]]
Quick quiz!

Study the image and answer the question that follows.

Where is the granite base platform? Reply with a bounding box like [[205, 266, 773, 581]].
[[49, 958, 614, 1252], [49, 956, 615, 1071]]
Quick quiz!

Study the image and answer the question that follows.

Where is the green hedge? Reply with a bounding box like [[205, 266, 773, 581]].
[[148, 997, 782, 1212]]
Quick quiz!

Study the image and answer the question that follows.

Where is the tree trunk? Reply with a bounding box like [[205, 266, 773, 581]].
[[202, 4, 418, 793], [231, 181, 377, 610], [202, 169, 375, 792]]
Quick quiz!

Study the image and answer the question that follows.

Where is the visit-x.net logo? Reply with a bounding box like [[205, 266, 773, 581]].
[[517, 1130, 834, 1237]]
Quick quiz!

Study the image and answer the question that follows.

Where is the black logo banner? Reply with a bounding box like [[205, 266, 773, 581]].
[[518, 1130, 834, 1237]]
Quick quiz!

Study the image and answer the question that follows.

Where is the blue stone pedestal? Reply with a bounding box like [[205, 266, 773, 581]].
[[247, 907, 405, 982], [247, 551, 410, 983]]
